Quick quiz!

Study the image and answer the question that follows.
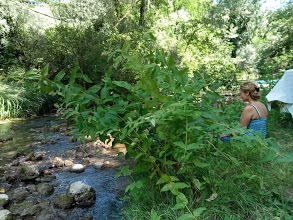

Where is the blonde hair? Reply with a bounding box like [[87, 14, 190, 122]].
[[240, 82, 261, 100]]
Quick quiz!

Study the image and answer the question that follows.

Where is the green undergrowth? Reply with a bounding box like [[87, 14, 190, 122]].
[[29, 37, 293, 219], [0, 81, 53, 119], [121, 106, 293, 220]]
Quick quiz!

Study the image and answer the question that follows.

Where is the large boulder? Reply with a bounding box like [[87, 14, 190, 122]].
[[68, 181, 96, 207]]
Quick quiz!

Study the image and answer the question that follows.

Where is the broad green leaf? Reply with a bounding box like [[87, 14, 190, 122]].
[[174, 141, 186, 149], [274, 153, 293, 163], [158, 159, 177, 165], [156, 174, 171, 185], [168, 55, 174, 67], [176, 193, 188, 205], [113, 81, 133, 90], [170, 176, 180, 182], [87, 85, 101, 94], [100, 87, 109, 99], [172, 203, 185, 210], [192, 159, 210, 168], [54, 70, 65, 82], [228, 156, 241, 166], [125, 182, 135, 192], [150, 118, 156, 127], [40, 64, 49, 77], [82, 74, 93, 83], [114, 56, 123, 69], [135, 152, 146, 160], [259, 152, 278, 163], [161, 182, 174, 192], [143, 156, 156, 163], [176, 214, 194, 220], [135, 181, 143, 188], [120, 165, 132, 176], [25, 69, 39, 80], [151, 211, 161, 220], [122, 42, 131, 56], [193, 179, 203, 190], [187, 143, 203, 150], [193, 207, 207, 217], [174, 182, 189, 189]]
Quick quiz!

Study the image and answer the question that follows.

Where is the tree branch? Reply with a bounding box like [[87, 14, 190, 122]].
[[115, 0, 140, 28]]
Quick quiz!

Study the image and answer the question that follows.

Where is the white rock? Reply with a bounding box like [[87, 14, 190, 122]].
[[68, 181, 90, 195], [70, 164, 85, 173], [92, 162, 103, 169], [0, 194, 9, 207], [0, 210, 11, 220], [68, 181, 96, 206]]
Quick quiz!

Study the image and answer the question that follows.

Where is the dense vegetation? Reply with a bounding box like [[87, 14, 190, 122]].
[[1, 0, 293, 219]]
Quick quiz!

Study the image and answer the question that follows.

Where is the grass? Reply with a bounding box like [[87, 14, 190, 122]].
[[0, 82, 53, 119]]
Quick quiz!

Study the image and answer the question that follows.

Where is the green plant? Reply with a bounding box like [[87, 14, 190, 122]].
[[34, 37, 293, 219], [0, 80, 51, 119]]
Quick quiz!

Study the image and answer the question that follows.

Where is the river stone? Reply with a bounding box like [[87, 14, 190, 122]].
[[0, 209, 13, 220], [68, 181, 96, 207], [37, 183, 54, 196], [17, 164, 40, 181], [53, 193, 74, 209], [27, 184, 37, 192], [92, 162, 103, 169], [10, 200, 42, 217], [64, 159, 74, 167], [32, 152, 44, 161], [70, 164, 85, 173], [52, 157, 65, 167], [0, 194, 9, 207], [102, 160, 120, 169], [12, 187, 29, 202]]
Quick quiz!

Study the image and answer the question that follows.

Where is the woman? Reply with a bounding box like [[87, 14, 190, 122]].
[[221, 82, 268, 142]]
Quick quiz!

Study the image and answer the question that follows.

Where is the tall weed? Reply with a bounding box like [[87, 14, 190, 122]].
[[0, 82, 49, 119]]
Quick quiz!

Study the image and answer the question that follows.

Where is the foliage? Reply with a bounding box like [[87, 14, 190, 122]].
[[255, 3, 293, 75], [32, 39, 293, 219], [0, 81, 50, 119]]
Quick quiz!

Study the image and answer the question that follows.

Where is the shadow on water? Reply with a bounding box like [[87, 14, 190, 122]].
[[0, 116, 62, 169], [0, 115, 128, 220]]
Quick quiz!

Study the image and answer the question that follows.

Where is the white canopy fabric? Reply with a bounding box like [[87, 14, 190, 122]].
[[266, 69, 293, 118]]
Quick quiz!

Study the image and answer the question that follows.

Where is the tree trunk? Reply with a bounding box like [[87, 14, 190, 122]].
[[139, 0, 146, 27]]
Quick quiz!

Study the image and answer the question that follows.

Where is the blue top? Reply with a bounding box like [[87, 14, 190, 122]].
[[247, 104, 267, 138]]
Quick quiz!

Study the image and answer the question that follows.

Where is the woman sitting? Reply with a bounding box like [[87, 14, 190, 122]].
[[221, 82, 268, 142]]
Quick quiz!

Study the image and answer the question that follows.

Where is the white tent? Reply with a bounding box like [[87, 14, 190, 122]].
[[266, 69, 293, 118]]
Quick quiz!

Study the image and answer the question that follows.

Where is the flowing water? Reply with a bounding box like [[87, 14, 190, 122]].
[[0, 115, 127, 220]]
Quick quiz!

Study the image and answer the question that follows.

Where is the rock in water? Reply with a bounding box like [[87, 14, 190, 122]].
[[68, 181, 96, 207]]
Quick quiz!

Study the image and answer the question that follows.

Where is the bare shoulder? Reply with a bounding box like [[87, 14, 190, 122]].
[[243, 105, 255, 112], [258, 102, 268, 117]]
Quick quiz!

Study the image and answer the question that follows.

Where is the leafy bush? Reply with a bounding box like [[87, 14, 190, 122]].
[[34, 38, 293, 219]]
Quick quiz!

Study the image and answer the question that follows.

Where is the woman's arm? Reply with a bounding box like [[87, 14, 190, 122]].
[[240, 105, 254, 127]]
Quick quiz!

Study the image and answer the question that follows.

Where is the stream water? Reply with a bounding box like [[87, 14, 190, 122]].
[[0, 115, 128, 220]]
